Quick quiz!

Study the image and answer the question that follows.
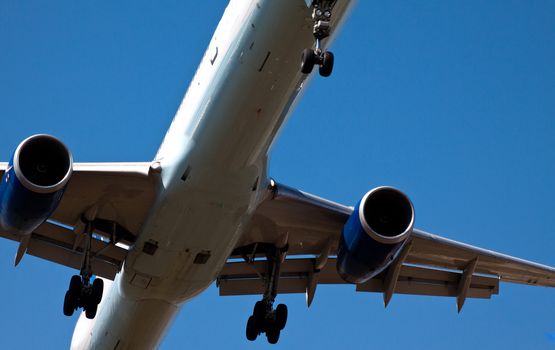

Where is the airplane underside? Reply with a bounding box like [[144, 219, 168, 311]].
[[1, 1, 555, 349], [69, 0, 353, 348]]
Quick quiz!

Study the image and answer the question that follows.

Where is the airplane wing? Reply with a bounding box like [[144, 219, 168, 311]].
[[0, 162, 157, 279], [219, 180, 555, 310]]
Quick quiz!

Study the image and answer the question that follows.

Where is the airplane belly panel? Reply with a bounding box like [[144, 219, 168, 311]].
[[122, 186, 255, 302]]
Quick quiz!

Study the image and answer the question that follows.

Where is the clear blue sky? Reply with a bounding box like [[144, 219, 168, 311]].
[[1, 1, 555, 349]]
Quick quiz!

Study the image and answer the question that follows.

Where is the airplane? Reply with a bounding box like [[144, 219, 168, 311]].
[[1, 0, 555, 350]]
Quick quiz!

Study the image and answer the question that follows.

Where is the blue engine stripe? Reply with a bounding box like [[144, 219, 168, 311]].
[[0, 160, 66, 235], [336, 200, 406, 284]]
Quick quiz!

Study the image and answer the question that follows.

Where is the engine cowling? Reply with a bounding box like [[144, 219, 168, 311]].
[[337, 186, 414, 284], [0, 134, 73, 235]]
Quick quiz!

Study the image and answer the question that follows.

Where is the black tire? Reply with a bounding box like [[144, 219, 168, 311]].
[[85, 302, 98, 319], [246, 316, 258, 341], [69, 275, 82, 294], [63, 290, 75, 316], [301, 48, 316, 74], [68, 275, 82, 308], [92, 278, 104, 305], [266, 325, 280, 344], [319, 51, 334, 77], [253, 301, 266, 324], [275, 304, 288, 330]]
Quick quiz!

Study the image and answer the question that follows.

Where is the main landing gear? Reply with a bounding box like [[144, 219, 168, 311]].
[[63, 275, 103, 319], [301, 0, 337, 77], [245, 245, 288, 344], [63, 221, 104, 319]]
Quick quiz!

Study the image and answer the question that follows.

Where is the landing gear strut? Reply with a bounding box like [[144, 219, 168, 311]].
[[63, 221, 104, 319], [245, 245, 288, 344], [301, 0, 337, 77]]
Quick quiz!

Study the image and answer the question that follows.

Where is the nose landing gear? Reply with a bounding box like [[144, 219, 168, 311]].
[[301, 0, 337, 77], [301, 48, 334, 77], [245, 245, 289, 344]]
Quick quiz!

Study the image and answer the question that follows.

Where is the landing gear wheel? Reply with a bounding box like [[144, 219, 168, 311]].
[[69, 275, 82, 295], [83, 278, 103, 319], [85, 302, 98, 319], [63, 275, 82, 316], [246, 316, 258, 341], [253, 300, 266, 324], [63, 291, 75, 316], [275, 304, 288, 330], [266, 325, 280, 345], [319, 51, 334, 77], [301, 48, 316, 74], [92, 278, 104, 305]]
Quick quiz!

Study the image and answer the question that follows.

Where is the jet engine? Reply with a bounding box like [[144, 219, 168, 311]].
[[0, 134, 73, 235], [337, 186, 414, 284]]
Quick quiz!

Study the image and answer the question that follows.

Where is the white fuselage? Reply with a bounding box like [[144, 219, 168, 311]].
[[71, 1, 353, 349]]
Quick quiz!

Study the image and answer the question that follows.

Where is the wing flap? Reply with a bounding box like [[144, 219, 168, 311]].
[[219, 258, 343, 296], [409, 229, 555, 287], [219, 279, 306, 296], [357, 264, 498, 299], [0, 221, 127, 279], [218, 258, 499, 301]]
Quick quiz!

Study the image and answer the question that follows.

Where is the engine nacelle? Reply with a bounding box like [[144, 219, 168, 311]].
[[0, 134, 73, 235], [337, 187, 414, 284]]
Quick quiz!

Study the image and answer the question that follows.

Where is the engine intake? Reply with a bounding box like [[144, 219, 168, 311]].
[[0, 134, 73, 235], [337, 187, 414, 284], [15, 134, 73, 192]]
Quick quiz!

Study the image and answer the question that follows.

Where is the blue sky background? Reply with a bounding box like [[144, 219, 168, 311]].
[[1, 1, 555, 348]]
